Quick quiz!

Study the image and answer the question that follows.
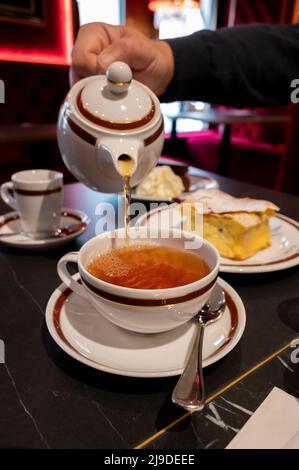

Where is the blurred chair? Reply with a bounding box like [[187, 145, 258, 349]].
[[184, 106, 291, 189]]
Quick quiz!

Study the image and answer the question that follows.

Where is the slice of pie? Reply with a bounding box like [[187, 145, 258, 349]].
[[182, 189, 279, 260]]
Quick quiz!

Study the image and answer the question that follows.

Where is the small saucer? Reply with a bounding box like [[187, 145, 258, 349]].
[[46, 277, 246, 378], [0, 208, 90, 250]]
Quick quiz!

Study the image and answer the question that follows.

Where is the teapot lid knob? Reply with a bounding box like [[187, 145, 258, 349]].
[[106, 62, 133, 94]]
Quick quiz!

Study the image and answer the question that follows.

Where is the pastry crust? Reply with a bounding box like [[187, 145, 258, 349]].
[[182, 190, 279, 260]]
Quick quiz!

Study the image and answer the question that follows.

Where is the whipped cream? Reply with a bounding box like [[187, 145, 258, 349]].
[[135, 166, 184, 199]]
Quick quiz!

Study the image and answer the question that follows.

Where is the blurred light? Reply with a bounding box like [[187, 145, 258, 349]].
[[0, 0, 73, 65], [176, 118, 205, 133], [158, 0, 205, 132], [158, 8, 204, 38], [150, 0, 203, 39], [192, 102, 205, 111], [149, 1, 200, 12], [161, 102, 181, 118], [77, 0, 123, 25]]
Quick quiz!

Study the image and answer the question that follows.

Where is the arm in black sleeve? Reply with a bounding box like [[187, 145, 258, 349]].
[[162, 23, 299, 107]]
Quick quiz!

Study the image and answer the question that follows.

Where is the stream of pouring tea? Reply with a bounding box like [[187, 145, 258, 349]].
[[117, 155, 134, 239]]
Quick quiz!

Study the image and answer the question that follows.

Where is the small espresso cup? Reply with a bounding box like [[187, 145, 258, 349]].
[[57, 227, 220, 334], [0, 169, 63, 238]]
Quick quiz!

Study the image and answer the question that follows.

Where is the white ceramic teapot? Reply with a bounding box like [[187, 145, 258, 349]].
[[57, 62, 164, 193]]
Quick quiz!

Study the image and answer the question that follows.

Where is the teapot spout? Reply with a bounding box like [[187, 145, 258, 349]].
[[117, 154, 136, 178], [98, 138, 141, 178]]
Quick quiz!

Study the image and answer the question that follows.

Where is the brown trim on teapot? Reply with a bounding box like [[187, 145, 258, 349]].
[[67, 117, 97, 146], [77, 89, 156, 130], [67, 116, 163, 149], [144, 119, 164, 147]]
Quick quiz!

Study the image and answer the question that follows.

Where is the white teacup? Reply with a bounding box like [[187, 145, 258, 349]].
[[57, 227, 220, 334], [0, 169, 63, 239]]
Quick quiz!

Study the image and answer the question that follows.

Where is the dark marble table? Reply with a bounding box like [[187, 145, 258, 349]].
[[0, 168, 298, 449]]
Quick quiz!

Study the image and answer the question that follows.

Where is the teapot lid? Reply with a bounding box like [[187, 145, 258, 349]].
[[76, 62, 156, 131]]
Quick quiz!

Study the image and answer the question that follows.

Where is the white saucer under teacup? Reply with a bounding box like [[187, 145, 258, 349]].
[[0, 208, 90, 250], [46, 276, 246, 378]]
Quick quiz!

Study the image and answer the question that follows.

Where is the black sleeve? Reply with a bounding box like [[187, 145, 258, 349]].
[[162, 23, 299, 107]]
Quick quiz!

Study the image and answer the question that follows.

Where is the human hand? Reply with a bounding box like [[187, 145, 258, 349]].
[[70, 22, 174, 95]]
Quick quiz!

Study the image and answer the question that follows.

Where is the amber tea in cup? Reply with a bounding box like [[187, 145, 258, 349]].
[[58, 227, 220, 333], [87, 244, 210, 290]]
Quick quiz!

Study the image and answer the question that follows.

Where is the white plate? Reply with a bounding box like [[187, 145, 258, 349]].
[[132, 173, 219, 203], [136, 204, 299, 274], [0, 208, 90, 250], [46, 276, 246, 378]]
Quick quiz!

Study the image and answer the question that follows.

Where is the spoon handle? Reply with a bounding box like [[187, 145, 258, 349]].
[[172, 321, 205, 411]]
